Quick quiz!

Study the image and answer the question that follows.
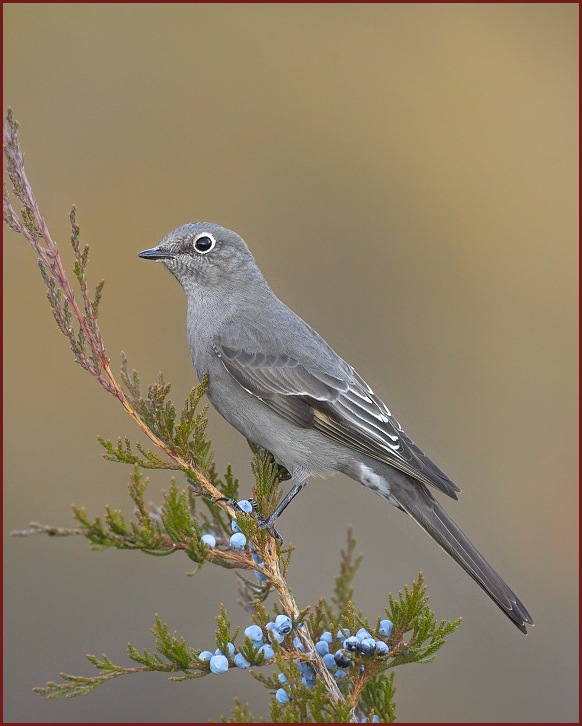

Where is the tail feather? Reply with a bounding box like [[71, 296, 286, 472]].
[[389, 478, 534, 633]]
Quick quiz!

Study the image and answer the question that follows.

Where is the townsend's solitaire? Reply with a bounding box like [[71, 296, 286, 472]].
[[139, 222, 533, 633]]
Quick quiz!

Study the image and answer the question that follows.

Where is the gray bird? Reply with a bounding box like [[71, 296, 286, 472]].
[[139, 222, 533, 634]]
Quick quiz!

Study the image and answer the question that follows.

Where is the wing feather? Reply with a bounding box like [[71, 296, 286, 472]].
[[213, 335, 460, 499]]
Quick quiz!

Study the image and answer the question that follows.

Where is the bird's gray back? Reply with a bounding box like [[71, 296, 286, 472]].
[[187, 283, 352, 383]]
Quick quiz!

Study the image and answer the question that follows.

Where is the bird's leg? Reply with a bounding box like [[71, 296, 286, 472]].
[[263, 482, 303, 523], [247, 482, 301, 543], [258, 470, 310, 530], [214, 472, 308, 542]]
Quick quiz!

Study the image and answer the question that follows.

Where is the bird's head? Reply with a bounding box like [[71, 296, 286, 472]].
[[139, 222, 260, 292]]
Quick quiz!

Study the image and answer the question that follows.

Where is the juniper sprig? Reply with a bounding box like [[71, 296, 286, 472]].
[[4, 108, 460, 722]]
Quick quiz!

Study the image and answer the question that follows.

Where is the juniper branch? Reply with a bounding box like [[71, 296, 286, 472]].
[[3, 108, 344, 706], [4, 110, 461, 720]]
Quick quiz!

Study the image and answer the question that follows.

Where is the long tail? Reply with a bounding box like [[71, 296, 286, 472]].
[[387, 474, 534, 633]]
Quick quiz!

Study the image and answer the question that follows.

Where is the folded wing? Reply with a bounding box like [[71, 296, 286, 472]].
[[213, 329, 460, 499]]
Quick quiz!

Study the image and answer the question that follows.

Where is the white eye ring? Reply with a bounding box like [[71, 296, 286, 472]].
[[193, 233, 216, 254]]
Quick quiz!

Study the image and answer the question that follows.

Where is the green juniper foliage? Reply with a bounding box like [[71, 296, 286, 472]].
[[4, 109, 460, 722]]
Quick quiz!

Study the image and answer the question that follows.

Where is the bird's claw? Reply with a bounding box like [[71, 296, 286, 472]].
[[256, 515, 283, 543], [213, 496, 258, 514], [213, 496, 282, 542]]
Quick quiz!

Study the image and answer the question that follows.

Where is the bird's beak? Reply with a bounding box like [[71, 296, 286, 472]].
[[138, 246, 177, 261]]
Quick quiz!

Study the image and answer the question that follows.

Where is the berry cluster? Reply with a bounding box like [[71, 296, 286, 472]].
[[201, 499, 268, 581], [199, 502, 397, 720], [198, 613, 295, 675], [273, 619, 395, 708], [310, 621, 394, 681]]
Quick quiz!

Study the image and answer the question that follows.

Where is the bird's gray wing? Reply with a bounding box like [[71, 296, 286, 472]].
[[212, 332, 460, 499]]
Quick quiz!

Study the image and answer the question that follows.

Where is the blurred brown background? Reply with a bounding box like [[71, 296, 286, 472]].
[[3, 4, 578, 723]]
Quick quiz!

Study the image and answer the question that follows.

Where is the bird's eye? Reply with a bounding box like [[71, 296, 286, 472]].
[[193, 234, 216, 254]]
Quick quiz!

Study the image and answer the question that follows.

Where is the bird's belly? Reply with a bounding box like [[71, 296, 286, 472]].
[[206, 373, 341, 478]]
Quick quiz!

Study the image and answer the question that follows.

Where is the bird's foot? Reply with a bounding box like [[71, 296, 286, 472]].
[[213, 496, 259, 514], [255, 514, 283, 543], [213, 496, 282, 542]]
